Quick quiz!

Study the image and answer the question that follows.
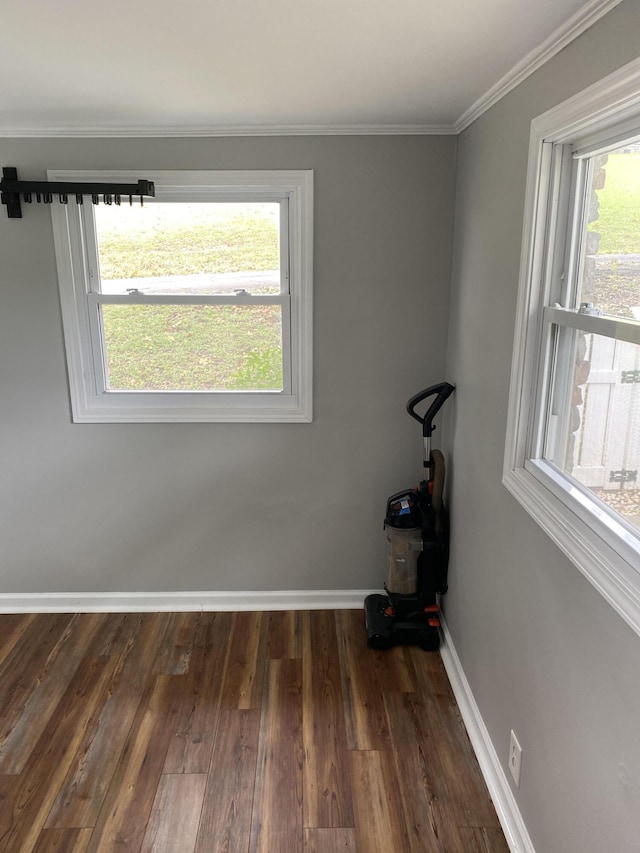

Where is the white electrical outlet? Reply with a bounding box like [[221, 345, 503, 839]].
[[509, 729, 523, 787]]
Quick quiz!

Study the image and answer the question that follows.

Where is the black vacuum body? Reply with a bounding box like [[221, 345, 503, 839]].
[[365, 382, 454, 651]]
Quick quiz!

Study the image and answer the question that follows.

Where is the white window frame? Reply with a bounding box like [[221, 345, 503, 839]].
[[504, 57, 640, 638], [50, 169, 313, 423]]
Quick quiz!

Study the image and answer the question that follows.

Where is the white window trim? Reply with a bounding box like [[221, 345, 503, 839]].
[[504, 57, 640, 638], [50, 169, 313, 423]]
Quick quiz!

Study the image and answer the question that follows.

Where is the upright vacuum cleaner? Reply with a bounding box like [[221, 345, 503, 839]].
[[365, 382, 455, 651]]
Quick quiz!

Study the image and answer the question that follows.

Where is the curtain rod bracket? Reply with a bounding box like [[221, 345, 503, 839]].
[[0, 167, 155, 218]]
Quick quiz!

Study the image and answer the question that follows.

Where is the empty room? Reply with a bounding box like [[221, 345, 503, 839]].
[[1, 1, 640, 851]]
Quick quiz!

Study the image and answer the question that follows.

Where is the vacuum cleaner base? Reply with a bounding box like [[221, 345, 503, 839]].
[[364, 593, 440, 651]]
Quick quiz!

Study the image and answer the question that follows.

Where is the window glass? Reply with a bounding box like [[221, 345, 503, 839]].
[[94, 200, 286, 394], [545, 327, 640, 534], [94, 202, 282, 296], [581, 146, 640, 320], [101, 304, 283, 392]]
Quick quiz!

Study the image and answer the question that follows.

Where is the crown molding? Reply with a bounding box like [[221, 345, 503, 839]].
[[454, 0, 625, 133], [0, 123, 456, 139]]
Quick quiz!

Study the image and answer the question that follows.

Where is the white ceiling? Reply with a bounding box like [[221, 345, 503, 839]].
[[1, 0, 622, 136]]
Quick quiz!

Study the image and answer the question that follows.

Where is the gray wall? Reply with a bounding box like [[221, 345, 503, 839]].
[[445, 2, 640, 850], [0, 136, 456, 592]]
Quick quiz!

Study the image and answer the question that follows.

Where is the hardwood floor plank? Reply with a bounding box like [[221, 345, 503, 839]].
[[266, 610, 302, 660], [152, 611, 202, 676], [422, 694, 500, 829], [85, 613, 136, 659], [219, 611, 265, 710], [303, 828, 357, 852], [394, 650, 502, 832], [175, 612, 233, 735], [0, 654, 116, 852], [383, 689, 461, 852], [0, 613, 73, 721], [350, 749, 411, 853], [336, 610, 387, 752], [194, 709, 260, 853], [163, 612, 233, 775], [408, 644, 458, 701], [302, 611, 354, 829], [0, 776, 17, 846], [0, 613, 108, 774], [0, 614, 36, 670], [163, 731, 213, 775], [46, 612, 173, 829], [140, 773, 207, 853], [335, 609, 414, 751], [458, 826, 512, 852], [86, 674, 185, 852], [32, 828, 94, 852], [251, 658, 303, 853]]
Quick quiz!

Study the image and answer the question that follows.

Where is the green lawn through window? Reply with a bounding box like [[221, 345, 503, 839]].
[[95, 204, 284, 391]]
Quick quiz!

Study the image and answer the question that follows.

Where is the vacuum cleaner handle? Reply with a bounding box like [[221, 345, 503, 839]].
[[406, 382, 455, 438]]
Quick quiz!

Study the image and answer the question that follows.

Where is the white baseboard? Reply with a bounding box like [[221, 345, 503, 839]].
[[439, 617, 535, 853], [0, 589, 382, 613]]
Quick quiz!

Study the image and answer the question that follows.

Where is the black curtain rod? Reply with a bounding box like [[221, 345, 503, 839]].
[[0, 167, 155, 218]]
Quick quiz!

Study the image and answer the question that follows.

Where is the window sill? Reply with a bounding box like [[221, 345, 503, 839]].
[[502, 464, 640, 638], [68, 389, 312, 423]]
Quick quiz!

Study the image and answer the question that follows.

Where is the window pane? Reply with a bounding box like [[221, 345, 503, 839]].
[[101, 304, 283, 391], [94, 202, 281, 295], [546, 326, 640, 534], [581, 146, 640, 320]]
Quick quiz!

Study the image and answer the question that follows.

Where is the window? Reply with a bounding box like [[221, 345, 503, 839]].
[[504, 59, 640, 636], [50, 170, 313, 422]]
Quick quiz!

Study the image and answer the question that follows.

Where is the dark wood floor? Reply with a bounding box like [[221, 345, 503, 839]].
[[0, 610, 508, 852]]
